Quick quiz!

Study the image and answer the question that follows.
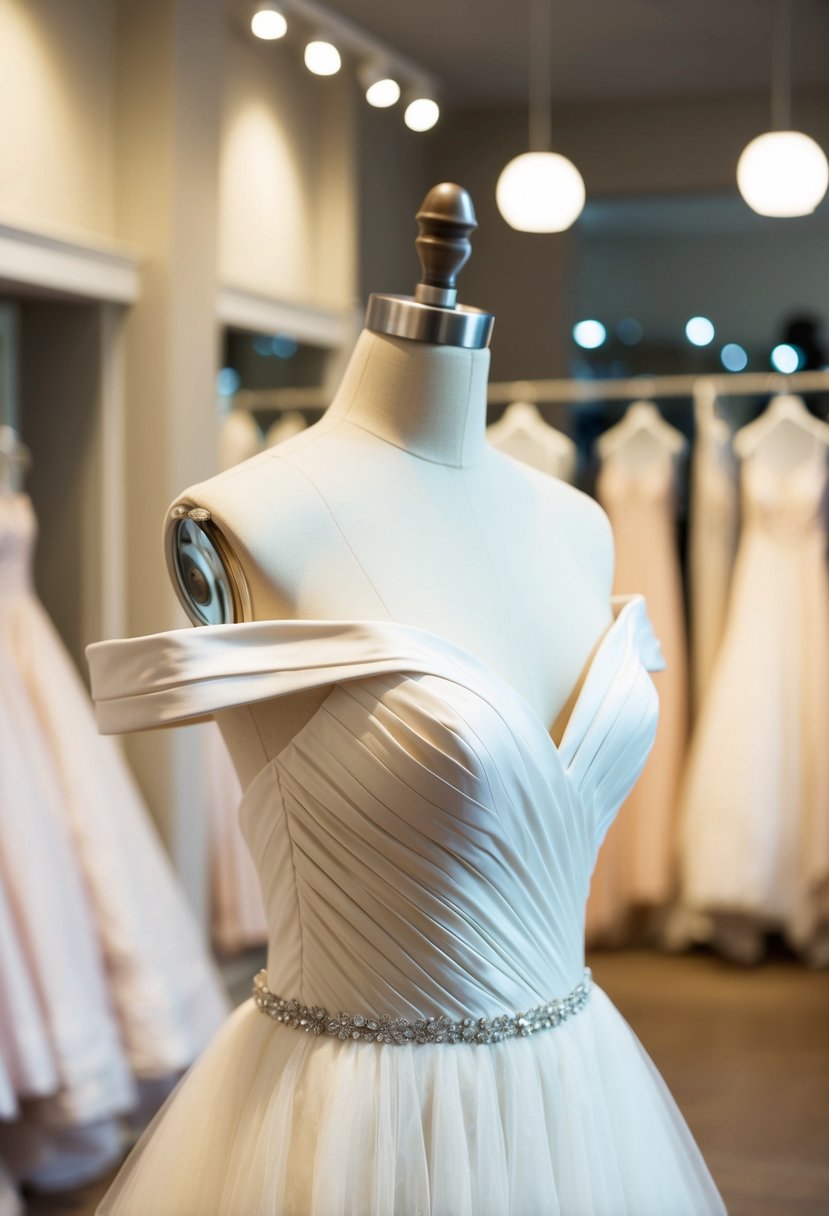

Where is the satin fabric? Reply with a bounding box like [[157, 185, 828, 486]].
[[87, 596, 725, 1215]]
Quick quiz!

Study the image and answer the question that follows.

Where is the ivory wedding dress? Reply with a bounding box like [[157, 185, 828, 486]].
[[688, 409, 739, 716], [679, 445, 829, 962], [87, 595, 725, 1215]]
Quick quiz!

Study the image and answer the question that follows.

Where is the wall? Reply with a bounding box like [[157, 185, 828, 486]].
[[576, 220, 829, 354], [0, 0, 115, 238], [356, 99, 431, 302], [219, 27, 357, 310], [113, 0, 224, 915], [429, 89, 829, 382]]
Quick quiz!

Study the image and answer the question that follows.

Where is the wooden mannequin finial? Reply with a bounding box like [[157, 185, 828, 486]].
[[364, 181, 493, 347], [415, 183, 478, 307]]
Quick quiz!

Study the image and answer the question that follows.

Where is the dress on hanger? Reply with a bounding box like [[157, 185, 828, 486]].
[[0, 493, 228, 1188], [265, 411, 309, 448], [588, 449, 688, 944], [679, 446, 829, 963], [689, 408, 739, 716], [87, 596, 724, 1215], [486, 402, 576, 482]]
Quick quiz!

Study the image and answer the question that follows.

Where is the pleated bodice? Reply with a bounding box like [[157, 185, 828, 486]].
[[89, 596, 663, 1020]]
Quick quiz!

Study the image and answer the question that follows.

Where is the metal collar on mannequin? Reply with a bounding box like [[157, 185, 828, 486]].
[[365, 183, 495, 350]]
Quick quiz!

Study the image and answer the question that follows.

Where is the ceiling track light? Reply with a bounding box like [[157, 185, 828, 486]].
[[358, 61, 401, 108], [249, 0, 439, 130], [251, 2, 287, 41], [496, 0, 585, 232], [736, 0, 828, 217], [304, 36, 342, 76], [403, 87, 440, 132]]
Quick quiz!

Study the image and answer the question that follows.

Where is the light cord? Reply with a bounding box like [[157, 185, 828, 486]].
[[528, 0, 552, 152]]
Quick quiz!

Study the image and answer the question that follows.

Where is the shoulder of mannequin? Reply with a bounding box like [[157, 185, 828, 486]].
[[551, 479, 614, 589], [167, 440, 346, 575], [495, 454, 614, 591]]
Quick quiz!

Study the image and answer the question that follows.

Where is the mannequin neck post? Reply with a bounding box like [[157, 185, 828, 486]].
[[325, 330, 491, 468]]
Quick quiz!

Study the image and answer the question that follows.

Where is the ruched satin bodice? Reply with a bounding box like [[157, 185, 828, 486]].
[[89, 596, 663, 1022]]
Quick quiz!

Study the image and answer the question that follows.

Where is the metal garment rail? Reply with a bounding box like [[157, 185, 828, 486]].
[[486, 370, 829, 406], [234, 371, 829, 416]]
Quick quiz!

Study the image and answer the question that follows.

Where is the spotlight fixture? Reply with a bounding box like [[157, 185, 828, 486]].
[[736, 0, 828, 216], [404, 95, 439, 132], [496, 0, 584, 232], [304, 38, 341, 76], [359, 62, 401, 108], [251, 2, 287, 40]]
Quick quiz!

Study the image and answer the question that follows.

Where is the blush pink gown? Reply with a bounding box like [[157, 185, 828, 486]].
[[588, 451, 688, 944], [0, 492, 228, 1190]]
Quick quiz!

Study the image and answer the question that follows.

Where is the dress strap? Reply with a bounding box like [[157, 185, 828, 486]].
[[86, 619, 494, 735], [87, 595, 664, 736], [610, 594, 664, 673]]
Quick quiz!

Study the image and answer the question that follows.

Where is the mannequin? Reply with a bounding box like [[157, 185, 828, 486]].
[[166, 185, 614, 788], [84, 185, 726, 1216]]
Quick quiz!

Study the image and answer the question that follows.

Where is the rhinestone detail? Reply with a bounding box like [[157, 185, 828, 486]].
[[252, 968, 592, 1046]]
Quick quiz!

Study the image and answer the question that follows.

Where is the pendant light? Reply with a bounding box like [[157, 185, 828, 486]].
[[737, 0, 828, 217], [496, 0, 585, 233]]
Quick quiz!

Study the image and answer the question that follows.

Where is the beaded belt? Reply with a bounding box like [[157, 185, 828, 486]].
[[252, 967, 592, 1046]]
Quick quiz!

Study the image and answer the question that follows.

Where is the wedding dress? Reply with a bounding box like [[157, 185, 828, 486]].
[[689, 407, 739, 716], [0, 492, 227, 1187], [87, 594, 724, 1215], [679, 445, 829, 962], [588, 451, 688, 943]]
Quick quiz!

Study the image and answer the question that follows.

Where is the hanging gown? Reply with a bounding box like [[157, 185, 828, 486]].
[[0, 492, 228, 1187], [588, 452, 688, 944], [679, 446, 829, 963], [689, 411, 739, 717], [86, 596, 725, 1215], [486, 406, 576, 483]]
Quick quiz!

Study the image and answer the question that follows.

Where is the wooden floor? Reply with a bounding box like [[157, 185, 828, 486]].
[[24, 949, 829, 1216], [591, 949, 829, 1216]]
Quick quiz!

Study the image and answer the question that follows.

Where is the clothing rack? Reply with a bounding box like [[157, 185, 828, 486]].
[[486, 370, 829, 406], [231, 370, 829, 416]]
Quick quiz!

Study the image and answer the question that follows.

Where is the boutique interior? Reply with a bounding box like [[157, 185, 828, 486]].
[[1, 0, 828, 1213]]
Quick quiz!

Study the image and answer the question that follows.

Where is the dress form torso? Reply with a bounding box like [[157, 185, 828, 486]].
[[172, 329, 614, 787]]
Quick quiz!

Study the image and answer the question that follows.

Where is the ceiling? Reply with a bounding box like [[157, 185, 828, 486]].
[[263, 0, 829, 107]]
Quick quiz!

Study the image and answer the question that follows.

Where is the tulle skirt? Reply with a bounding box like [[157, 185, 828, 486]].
[[97, 984, 725, 1216]]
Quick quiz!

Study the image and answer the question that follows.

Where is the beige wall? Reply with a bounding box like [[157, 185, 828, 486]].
[[356, 100, 431, 302], [0, 0, 115, 238], [219, 28, 357, 310]]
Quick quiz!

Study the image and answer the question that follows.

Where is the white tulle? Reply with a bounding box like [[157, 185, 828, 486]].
[[88, 596, 725, 1215]]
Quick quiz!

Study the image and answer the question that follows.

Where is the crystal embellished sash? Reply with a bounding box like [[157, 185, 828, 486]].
[[253, 968, 593, 1046]]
